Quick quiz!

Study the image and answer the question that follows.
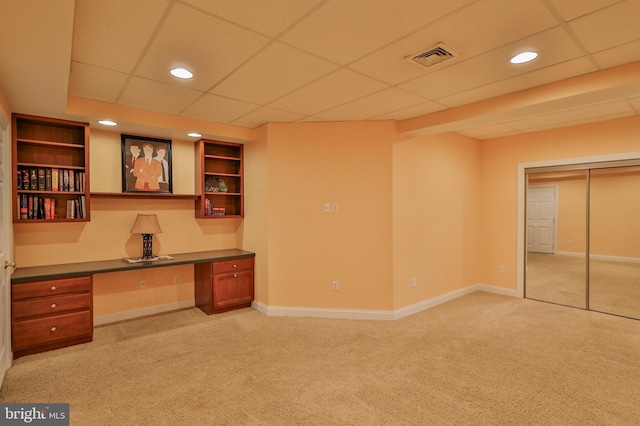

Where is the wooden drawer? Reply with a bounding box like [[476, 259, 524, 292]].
[[212, 257, 253, 274], [213, 270, 254, 308], [12, 276, 91, 300], [12, 293, 92, 320], [12, 310, 92, 351]]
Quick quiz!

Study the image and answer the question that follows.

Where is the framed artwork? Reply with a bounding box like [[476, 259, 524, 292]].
[[121, 134, 173, 194]]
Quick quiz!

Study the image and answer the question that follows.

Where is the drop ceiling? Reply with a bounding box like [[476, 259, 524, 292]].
[[1, 0, 639, 140]]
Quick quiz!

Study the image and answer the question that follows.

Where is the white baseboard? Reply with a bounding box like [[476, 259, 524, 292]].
[[252, 301, 394, 320], [475, 283, 518, 297], [253, 284, 517, 321], [94, 298, 195, 326]]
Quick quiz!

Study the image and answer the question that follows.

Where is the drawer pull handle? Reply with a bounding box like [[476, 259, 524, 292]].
[[51, 303, 57, 309], [50, 326, 57, 332], [233, 264, 237, 268], [50, 285, 57, 291], [233, 274, 237, 278]]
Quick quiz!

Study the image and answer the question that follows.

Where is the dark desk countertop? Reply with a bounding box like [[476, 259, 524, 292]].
[[11, 249, 255, 284]]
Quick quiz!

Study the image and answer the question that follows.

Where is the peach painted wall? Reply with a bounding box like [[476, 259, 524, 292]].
[[393, 132, 481, 309], [479, 115, 640, 290], [241, 125, 269, 305], [262, 121, 395, 310]]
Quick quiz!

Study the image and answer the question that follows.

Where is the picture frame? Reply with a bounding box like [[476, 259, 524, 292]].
[[121, 134, 173, 194]]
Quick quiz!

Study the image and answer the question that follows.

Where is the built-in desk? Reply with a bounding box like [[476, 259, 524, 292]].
[[10, 249, 255, 358]]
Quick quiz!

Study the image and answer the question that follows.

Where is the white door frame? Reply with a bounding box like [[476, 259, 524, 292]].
[[517, 151, 640, 298], [0, 109, 12, 387]]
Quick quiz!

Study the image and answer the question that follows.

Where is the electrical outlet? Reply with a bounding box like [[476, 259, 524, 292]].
[[411, 277, 417, 288], [498, 266, 504, 274], [173, 275, 180, 285], [332, 281, 339, 291], [331, 202, 339, 212], [569, 239, 573, 246], [139, 280, 147, 289]]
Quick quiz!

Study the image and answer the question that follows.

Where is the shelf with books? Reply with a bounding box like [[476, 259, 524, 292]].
[[12, 114, 90, 223], [195, 139, 244, 218]]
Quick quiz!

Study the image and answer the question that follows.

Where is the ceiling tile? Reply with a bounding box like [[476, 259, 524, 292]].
[[72, 0, 171, 73], [438, 57, 596, 107], [232, 106, 306, 128], [269, 69, 389, 116], [182, 93, 259, 123], [68, 62, 129, 103], [135, 2, 271, 91], [592, 39, 640, 69], [315, 88, 427, 121], [349, 0, 557, 85], [280, 0, 474, 65], [399, 27, 584, 101], [569, 0, 640, 53], [182, 0, 324, 37], [119, 76, 203, 114], [547, 0, 624, 21], [210, 42, 338, 105]]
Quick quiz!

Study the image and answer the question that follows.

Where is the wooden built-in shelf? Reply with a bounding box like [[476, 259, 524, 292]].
[[12, 114, 90, 223], [90, 192, 199, 200]]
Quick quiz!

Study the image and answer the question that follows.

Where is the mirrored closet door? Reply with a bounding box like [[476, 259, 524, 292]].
[[525, 170, 587, 309], [524, 161, 640, 320], [589, 166, 640, 320]]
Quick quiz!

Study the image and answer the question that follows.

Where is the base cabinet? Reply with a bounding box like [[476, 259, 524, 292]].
[[11, 276, 93, 359], [195, 257, 254, 314]]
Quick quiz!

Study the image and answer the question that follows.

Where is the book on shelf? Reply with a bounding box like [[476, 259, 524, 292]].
[[29, 168, 37, 190], [19, 195, 27, 219], [45, 168, 52, 191], [37, 168, 45, 191], [52, 168, 59, 192], [21, 168, 29, 190], [69, 170, 75, 192]]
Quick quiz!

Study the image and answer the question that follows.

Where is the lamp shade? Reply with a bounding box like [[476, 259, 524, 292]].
[[130, 214, 163, 235]]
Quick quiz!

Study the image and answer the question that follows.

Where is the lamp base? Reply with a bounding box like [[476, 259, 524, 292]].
[[141, 234, 154, 259]]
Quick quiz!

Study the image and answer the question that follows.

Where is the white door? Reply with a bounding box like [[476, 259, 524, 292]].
[[527, 186, 556, 253], [0, 112, 12, 386]]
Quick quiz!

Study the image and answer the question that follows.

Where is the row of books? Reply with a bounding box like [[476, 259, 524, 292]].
[[18, 194, 87, 220], [17, 167, 86, 193], [203, 199, 226, 216]]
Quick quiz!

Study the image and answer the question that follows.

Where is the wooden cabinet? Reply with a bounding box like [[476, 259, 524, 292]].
[[11, 276, 93, 359], [12, 114, 90, 222], [195, 139, 243, 218], [194, 257, 254, 314]]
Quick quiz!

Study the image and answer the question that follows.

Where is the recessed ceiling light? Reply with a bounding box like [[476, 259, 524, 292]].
[[510, 51, 538, 64], [170, 67, 193, 79], [98, 119, 118, 126], [188, 132, 202, 138]]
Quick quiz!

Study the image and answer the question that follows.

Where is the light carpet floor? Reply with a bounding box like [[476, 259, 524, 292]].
[[526, 252, 640, 319], [1, 292, 640, 425]]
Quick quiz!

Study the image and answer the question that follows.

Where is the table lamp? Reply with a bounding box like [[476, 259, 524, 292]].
[[130, 214, 163, 259]]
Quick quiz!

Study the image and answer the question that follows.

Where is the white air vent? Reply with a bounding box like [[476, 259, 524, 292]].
[[405, 43, 459, 69]]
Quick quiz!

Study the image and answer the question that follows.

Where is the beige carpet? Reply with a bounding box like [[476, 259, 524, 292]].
[[526, 252, 640, 319], [2, 292, 640, 425]]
